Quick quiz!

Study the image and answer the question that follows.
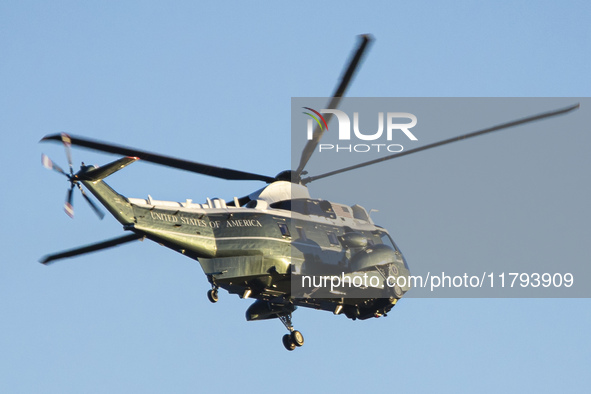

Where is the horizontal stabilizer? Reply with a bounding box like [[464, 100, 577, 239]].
[[79, 156, 139, 182]]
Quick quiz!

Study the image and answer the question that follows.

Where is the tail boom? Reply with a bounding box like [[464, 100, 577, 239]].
[[77, 157, 139, 225]]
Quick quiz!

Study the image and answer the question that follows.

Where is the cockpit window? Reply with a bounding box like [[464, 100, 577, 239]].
[[351, 205, 370, 221], [379, 232, 397, 251], [379, 231, 409, 269]]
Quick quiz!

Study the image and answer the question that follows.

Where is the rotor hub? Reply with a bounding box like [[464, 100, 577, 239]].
[[274, 170, 301, 184]]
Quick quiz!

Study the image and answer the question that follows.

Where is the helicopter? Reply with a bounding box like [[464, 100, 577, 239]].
[[40, 35, 579, 351]]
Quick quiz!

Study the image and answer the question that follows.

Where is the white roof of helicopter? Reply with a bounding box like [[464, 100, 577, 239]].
[[248, 181, 310, 204]]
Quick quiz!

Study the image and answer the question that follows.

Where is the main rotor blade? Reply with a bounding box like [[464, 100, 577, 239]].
[[296, 34, 373, 176], [76, 183, 105, 220], [41, 134, 276, 183], [40, 233, 144, 265], [302, 103, 580, 184]]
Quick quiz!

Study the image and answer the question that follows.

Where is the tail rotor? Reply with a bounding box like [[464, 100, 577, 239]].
[[41, 133, 105, 220]]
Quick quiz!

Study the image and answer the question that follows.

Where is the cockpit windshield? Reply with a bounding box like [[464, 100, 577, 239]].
[[379, 231, 409, 270], [379, 232, 397, 250]]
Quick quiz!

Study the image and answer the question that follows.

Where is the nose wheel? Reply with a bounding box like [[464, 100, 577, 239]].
[[279, 314, 304, 351]]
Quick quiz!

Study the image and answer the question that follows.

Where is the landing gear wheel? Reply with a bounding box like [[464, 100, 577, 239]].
[[282, 334, 296, 351], [291, 330, 304, 347], [207, 289, 218, 303]]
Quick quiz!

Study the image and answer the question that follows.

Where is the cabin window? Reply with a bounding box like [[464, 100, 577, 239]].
[[296, 227, 307, 241], [327, 231, 339, 245], [269, 199, 336, 219], [308, 200, 337, 219], [278, 223, 291, 237]]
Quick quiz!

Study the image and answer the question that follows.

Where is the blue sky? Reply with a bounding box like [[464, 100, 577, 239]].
[[1, 1, 590, 393]]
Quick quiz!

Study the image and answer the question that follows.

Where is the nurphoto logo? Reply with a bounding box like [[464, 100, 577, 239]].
[[303, 107, 418, 153]]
